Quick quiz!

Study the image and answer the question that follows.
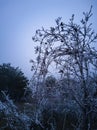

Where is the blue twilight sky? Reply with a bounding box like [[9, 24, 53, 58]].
[[0, 0, 97, 78]]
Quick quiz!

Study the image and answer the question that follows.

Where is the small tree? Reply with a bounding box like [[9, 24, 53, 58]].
[[0, 63, 29, 101], [31, 6, 97, 130]]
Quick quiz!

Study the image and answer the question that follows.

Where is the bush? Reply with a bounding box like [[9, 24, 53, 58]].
[[0, 92, 31, 130], [0, 63, 29, 101]]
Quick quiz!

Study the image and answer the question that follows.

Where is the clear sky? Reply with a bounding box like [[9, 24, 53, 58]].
[[0, 0, 97, 78]]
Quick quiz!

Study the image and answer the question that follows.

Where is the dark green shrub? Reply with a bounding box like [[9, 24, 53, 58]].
[[0, 63, 29, 101]]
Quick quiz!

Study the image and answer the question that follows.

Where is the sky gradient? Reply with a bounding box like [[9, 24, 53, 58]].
[[0, 0, 97, 78]]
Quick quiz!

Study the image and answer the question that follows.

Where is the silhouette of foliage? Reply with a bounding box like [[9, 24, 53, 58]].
[[0, 63, 29, 101]]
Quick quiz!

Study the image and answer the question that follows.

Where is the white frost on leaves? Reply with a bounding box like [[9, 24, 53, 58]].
[[0, 101, 6, 111]]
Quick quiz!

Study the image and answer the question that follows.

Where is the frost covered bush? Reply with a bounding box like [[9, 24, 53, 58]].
[[0, 92, 31, 130]]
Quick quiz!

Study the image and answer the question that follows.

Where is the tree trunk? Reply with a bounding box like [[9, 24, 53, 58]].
[[81, 106, 93, 130]]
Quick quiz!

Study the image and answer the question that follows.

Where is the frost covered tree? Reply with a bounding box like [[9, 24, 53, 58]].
[[31, 6, 97, 130]]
